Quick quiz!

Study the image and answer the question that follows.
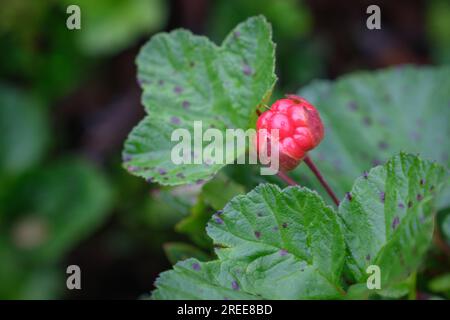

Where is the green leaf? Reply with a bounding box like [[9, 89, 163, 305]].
[[202, 173, 245, 211], [295, 65, 450, 209], [176, 195, 214, 249], [153, 184, 346, 299], [163, 242, 210, 265], [0, 85, 49, 177], [4, 158, 113, 262], [338, 153, 448, 291], [152, 259, 259, 300], [123, 15, 276, 185], [429, 273, 450, 293], [64, 0, 168, 55]]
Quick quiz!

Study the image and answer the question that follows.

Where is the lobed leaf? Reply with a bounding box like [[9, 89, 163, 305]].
[[153, 184, 346, 299], [339, 153, 448, 291], [295, 65, 450, 209], [123, 16, 276, 185]]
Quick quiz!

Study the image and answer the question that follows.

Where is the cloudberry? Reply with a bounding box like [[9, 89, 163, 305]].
[[256, 95, 324, 172]]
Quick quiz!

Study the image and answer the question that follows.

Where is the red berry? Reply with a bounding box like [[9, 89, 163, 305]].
[[256, 95, 324, 172]]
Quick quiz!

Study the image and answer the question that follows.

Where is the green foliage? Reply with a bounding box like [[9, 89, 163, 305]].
[[0, 85, 49, 178], [0, 159, 112, 298], [294, 65, 450, 209], [123, 16, 276, 185], [66, 0, 168, 55], [429, 273, 450, 296], [339, 153, 447, 291], [151, 154, 447, 299], [427, 0, 450, 64], [163, 242, 210, 265]]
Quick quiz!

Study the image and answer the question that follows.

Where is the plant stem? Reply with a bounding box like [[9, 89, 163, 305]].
[[304, 156, 340, 207], [277, 171, 298, 186]]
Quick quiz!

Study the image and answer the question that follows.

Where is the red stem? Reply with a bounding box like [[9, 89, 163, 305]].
[[277, 171, 298, 186], [304, 156, 340, 206]]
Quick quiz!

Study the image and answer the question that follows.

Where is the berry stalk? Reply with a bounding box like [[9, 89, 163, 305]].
[[304, 156, 340, 206], [277, 171, 298, 186]]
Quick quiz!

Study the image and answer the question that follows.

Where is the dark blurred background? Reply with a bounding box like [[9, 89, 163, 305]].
[[0, 0, 449, 299]]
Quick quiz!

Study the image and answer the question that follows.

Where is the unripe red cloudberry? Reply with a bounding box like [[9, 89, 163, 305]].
[[256, 95, 324, 172]]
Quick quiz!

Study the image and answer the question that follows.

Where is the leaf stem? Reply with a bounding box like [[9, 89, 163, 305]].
[[304, 156, 340, 207]]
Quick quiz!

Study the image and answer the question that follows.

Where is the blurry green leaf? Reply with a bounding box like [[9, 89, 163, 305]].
[[163, 242, 210, 265], [208, 0, 311, 41], [295, 65, 450, 209], [176, 196, 213, 249], [439, 209, 450, 245], [123, 16, 276, 185], [0, 85, 49, 177], [154, 184, 346, 299], [142, 186, 198, 229], [339, 153, 447, 292], [426, 0, 450, 64], [65, 0, 168, 55], [202, 173, 245, 210], [8, 158, 113, 262], [429, 273, 450, 293]]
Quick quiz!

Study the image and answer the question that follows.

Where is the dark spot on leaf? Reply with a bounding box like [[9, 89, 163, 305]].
[[408, 201, 413, 208], [279, 249, 288, 256], [273, 226, 279, 231], [122, 154, 132, 162], [214, 216, 224, 224], [392, 216, 400, 230], [182, 100, 190, 109], [192, 263, 201, 271], [146, 177, 154, 183], [158, 168, 167, 175], [158, 79, 164, 86], [380, 192, 385, 203], [196, 179, 204, 185], [362, 116, 372, 126], [189, 61, 195, 67], [430, 185, 435, 191], [420, 214, 426, 223], [174, 86, 183, 94], [363, 171, 369, 179], [372, 158, 382, 166], [420, 179, 425, 186], [127, 165, 138, 172], [242, 64, 252, 76], [176, 173, 185, 179], [346, 192, 352, 201], [378, 141, 388, 150], [231, 281, 239, 291], [254, 231, 261, 239], [410, 131, 420, 141], [282, 222, 288, 228], [257, 212, 263, 217], [171, 116, 181, 125], [416, 194, 423, 201], [216, 210, 223, 215], [365, 254, 371, 261], [348, 101, 358, 111], [398, 202, 405, 209]]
